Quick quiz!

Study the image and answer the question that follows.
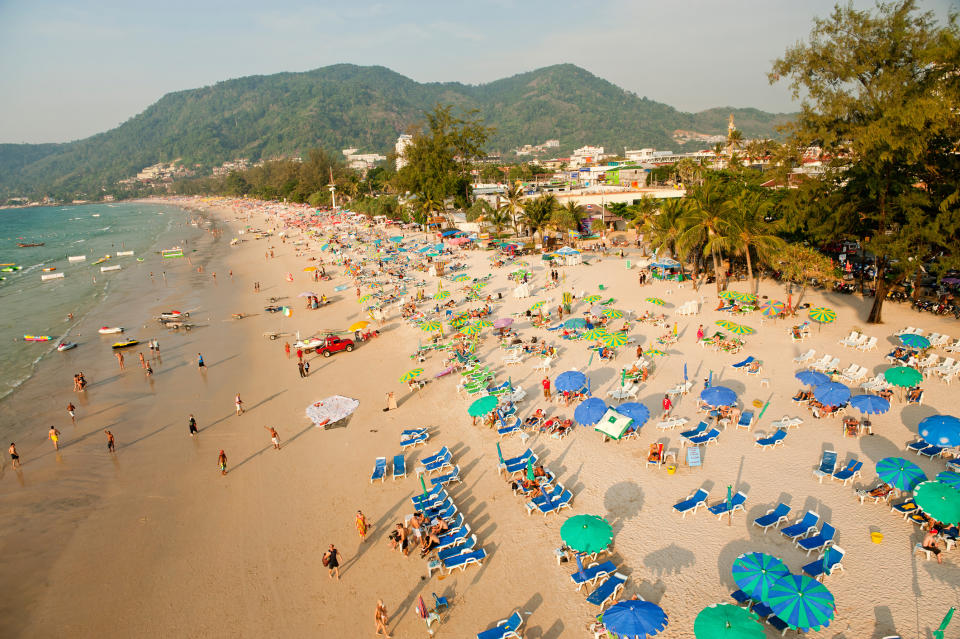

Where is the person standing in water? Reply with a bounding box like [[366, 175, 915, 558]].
[[104, 430, 115, 453], [9, 443, 20, 469], [197, 353, 205, 370], [48, 426, 61, 451]]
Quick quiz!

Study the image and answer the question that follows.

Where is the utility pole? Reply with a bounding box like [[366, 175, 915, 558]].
[[327, 166, 336, 211]]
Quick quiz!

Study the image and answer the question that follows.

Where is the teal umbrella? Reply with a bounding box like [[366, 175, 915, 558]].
[[420, 475, 428, 499], [732, 552, 790, 601], [934, 607, 955, 639], [915, 481, 960, 524], [766, 574, 835, 631], [468, 395, 498, 417], [526, 456, 535, 481], [694, 603, 764, 639], [884, 366, 923, 388], [496, 442, 504, 464], [560, 514, 613, 554]]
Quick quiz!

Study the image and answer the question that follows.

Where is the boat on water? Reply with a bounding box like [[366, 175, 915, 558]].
[[42, 267, 56, 272], [100, 265, 121, 272], [91, 214, 100, 217], [93, 255, 110, 265], [116, 250, 134, 257], [17, 242, 44, 247], [112, 339, 139, 349], [57, 342, 77, 352], [41, 272, 65, 281], [98, 326, 124, 334], [68, 255, 87, 262], [24, 335, 52, 342], [1, 265, 22, 272], [136, 257, 145, 262]]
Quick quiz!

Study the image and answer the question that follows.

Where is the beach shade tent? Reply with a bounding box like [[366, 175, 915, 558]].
[[759, 300, 786, 318], [594, 407, 634, 439], [575, 397, 608, 427], [766, 574, 835, 632], [646, 297, 666, 306], [849, 394, 891, 415], [884, 366, 923, 388], [602, 600, 668, 638], [915, 481, 960, 524], [808, 307, 837, 325], [600, 332, 630, 348], [555, 246, 581, 256], [615, 402, 651, 427], [493, 317, 514, 329], [555, 370, 588, 393], [900, 333, 932, 349], [876, 456, 927, 491], [651, 257, 681, 269], [813, 382, 851, 407], [348, 321, 369, 331], [732, 552, 791, 601], [795, 370, 830, 387], [468, 395, 499, 418], [694, 603, 764, 639], [305, 395, 360, 428], [564, 317, 587, 329], [582, 327, 610, 341], [560, 514, 613, 554], [919, 415, 960, 447], [701, 385, 737, 407], [400, 368, 423, 383]]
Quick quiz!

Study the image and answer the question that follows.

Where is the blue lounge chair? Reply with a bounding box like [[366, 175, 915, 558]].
[[907, 439, 927, 454], [753, 503, 791, 533], [423, 498, 453, 520], [370, 456, 387, 483], [802, 545, 845, 580], [500, 448, 537, 475], [708, 492, 747, 519], [797, 523, 836, 555], [918, 444, 945, 458], [420, 451, 453, 476], [752, 602, 774, 618], [586, 572, 628, 609], [436, 524, 471, 551], [766, 615, 790, 636], [431, 465, 462, 486], [443, 512, 465, 534], [736, 411, 755, 430], [755, 428, 787, 448], [401, 432, 429, 449], [831, 460, 863, 485], [781, 511, 819, 540], [432, 592, 448, 612], [680, 421, 708, 439], [476, 611, 524, 639], [528, 489, 574, 516], [731, 356, 755, 369], [687, 428, 721, 447], [421, 446, 450, 467], [438, 534, 476, 562], [393, 454, 406, 480], [730, 589, 752, 605], [570, 560, 617, 591], [672, 488, 709, 518], [812, 450, 838, 483], [442, 547, 486, 573], [497, 418, 522, 439], [412, 485, 446, 508]]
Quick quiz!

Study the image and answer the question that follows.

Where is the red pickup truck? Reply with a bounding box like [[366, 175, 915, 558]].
[[317, 335, 355, 357]]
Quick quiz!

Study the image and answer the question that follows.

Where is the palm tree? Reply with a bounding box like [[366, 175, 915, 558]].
[[522, 194, 557, 247], [641, 198, 686, 263], [420, 193, 441, 233], [727, 191, 785, 287], [678, 182, 735, 293], [627, 197, 659, 254], [485, 206, 512, 239], [727, 128, 743, 154], [500, 184, 525, 235], [552, 200, 586, 231]]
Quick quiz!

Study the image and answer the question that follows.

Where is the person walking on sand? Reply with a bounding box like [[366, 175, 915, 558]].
[[323, 544, 342, 580], [296, 347, 303, 362], [284, 342, 291, 358], [356, 510, 369, 542], [48, 426, 61, 451], [374, 600, 391, 638], [188, 414, 198, 436], [661, 394, 673, 418], [104, 430, 115, 453], [218, 450, 228, 475], [9, 442, 21, 469], [542, 376, 551, 399], [234, 394, 244, 416], [696, 324, 705, 342], [264, 426, 281, 450], [115, 351, 125, 370], [297, 361, 306, 378], [67, 403, 76, 425], [197, 353, 205, 370]]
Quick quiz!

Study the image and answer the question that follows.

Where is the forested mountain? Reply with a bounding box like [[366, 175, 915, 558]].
[[0, 64, 792, 199]]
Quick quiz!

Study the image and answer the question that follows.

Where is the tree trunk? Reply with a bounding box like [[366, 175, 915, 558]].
[[867, 264, 886, 324], [712, 249, 722, 295], [745, 246, 753, 282]]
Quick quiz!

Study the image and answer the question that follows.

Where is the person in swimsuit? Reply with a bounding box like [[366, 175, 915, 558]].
[[324, 544, 342, 580], [197, 353, 205, 369], [264, 426, 281, 450], [923, 528, 943, 564], [67, 403, 76, 425], [374, 600, 391, 638], [218, 450, 228, 475], [9, 443, 20, 469], [234, 394, 244, 416], [104, 430, 115, 453], [48, 426, 60, 451], [356, 510, 368, 542], [188, 414, 198, 436]]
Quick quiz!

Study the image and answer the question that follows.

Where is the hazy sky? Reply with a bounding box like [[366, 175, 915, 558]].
[[0, 0, 954, 143]]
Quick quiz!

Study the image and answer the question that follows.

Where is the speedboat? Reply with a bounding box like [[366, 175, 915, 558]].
[[99, 326, 124, 334], [111, 339, 139, 349], [57, 342, 77, 352], [42, 267, 56, 272]]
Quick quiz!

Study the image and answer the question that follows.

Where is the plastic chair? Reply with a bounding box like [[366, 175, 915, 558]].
[[433, 592, 449, 612]]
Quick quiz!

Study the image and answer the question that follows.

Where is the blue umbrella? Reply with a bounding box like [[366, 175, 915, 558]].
[[564, 317, 587, 329], [795, 370, 829, 387], [919, 415, 960, 447], [813, 382, 851, 407], [700, 385, 737, 407], [901, 333, 931, 348], [936, 471, 960, 491], [849, 394, 890, 415], [602, 600, 669, 638], [876, 456, 927, 491], [615, 402, 651, 427], [574, 397, 607, 426], [767, 574, 835, 631], [555, 370, 587, 393]]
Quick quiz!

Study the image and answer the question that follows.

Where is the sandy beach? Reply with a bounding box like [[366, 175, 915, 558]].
[[1, 196, 958, 638]]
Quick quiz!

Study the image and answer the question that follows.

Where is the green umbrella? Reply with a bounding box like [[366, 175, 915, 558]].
[[461, 323, 484, 335], [646, 297, 666, 306], [468, 395, 499, 417], [915, 481, 960, 524], [526, 456, 535, 481], [694, 604, 764, 639], [884, 366, 923, 388], [715, 319, 734, 329], [934, 607, 955, 639], [727, 323, 756, 336], [719, 290, 740, 300], [646, 349, 667, 357], [420, 474, 428, 499], [496, 441, 504, 463], [560, 514, 613, 554], [808, 307, 836, 324], [358, 294, 373, 304], [529, 301, 544, 311]]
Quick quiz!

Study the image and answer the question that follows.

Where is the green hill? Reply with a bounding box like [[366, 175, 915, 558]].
[[0, 63, 793, 199]]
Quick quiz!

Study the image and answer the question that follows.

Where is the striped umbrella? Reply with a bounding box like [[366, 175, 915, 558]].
[[808, 307, 836, 324], [461, 323, 484, 335], [600, 332, 630, 348], [728, 323, 756, 336], [472, 281, 489, 289], [715, 320, 735, 329], [358, 295, 373, 304], [901, 333, 931, 349], [582, 327, 610, 341], [646, 348, 667, 357], [760, 300, 785, 317], [719, 290, 741, 300], [452, 274, 470, 282], [449, 316, 469, 328], [584, 295, 602, 304], [766, 574, 835, 631], [646, 297, 666, 306], [419, 321, 442, 332], [876, 456, 927, 491], [433, 290, 451, 300], [400, 368, 423, 382], [529, 301, 544, 311], [473, 319, 493, 328], [602, 308, 625, 319], [732, 552, 790, 601]]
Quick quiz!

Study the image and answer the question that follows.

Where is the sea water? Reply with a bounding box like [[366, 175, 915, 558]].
[[0, 202, 191, 400]]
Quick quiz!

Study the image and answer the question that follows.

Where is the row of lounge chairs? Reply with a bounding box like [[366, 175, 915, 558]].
[[812, 450, 864, 485], [672, 488, 747, 519], [497, 447, 575, 516], [838, 330, 878, 351], [413, 485, 489, 578], [752, 505, 840, 557]]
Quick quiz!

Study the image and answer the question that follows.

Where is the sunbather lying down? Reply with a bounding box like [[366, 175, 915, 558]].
[[540, 418, 572, 435], [524, 409, 545, 427]]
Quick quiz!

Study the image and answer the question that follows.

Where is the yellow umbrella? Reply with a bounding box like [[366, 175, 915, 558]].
[[303, 266, 317, 272], [349, 321, 369, 331]]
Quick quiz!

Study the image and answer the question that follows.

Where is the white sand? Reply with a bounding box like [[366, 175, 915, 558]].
[[1, 196, 957, 638]]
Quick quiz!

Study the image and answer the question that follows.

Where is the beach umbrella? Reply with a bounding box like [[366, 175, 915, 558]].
[[303, 266, 317, 272], [701, 385, 737, 407], [400, 368, 423, 383], [600, 332, 630, 348], [461, 323, 484, 336], [795, 370, 829, 387], [493, 317, 513, 329], [727, 323, 756, 336], [813, 382, 851, 407], [388, 236, 403, 243], [767, 574, 835, 631], [433, 290, 451, 300], [936, 472, 960, 491], [496, 442, 504, 464], [305, 395, 360, 427], [719, 290, 739, 300], [646, 297, 666, 306], [646, 348, 667, 357], [574, 397, 607, 426], [472, 281, 489, 289], [582, 327, 609, 341], [420, 475, 428, 499], [915, 481, 960, 524], [602, 308, 625, 319], [732, 553, 791, 600], [564, 317, 587, 329], [900, 333, 931, 349], [473, 319, 493, 328], [934, 608, 955, 639], [694, 603, 764, 639], [452, 274, 470, 282], [884, 366, 923, 388], [849, 394, 890, 415], [419, 321, 442, 332], [808, 307, 837, 324], [358, 294, 373, 304], [918, 415, 960, 447], [759, 300, 785, 318], [602, 600, 668, 638], [555, 370, 587, 393], [560, 514, 613, 554], [584, 294, 602, 304], [715, 319, 734, 329], [468, 396, 499, 417], [298, 291, 318, 297], [615, 402, 651, 427], [348, 321, 369, 331], [529, 301, 544, 311], [876, 456, 927, 491]]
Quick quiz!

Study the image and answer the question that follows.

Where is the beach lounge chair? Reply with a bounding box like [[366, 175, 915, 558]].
[[802, 545, 845, 581], [781, 511, 819, 540], [497, 417, 523, 439], [755, 429, 788, 448], [736, 411, 755, 430], [856, 482, 893, 505], [435, 524, 471, 552], [831, 459, 863, 485], [730, 589, 752, 606], [607, 383, 639, 400], [432, 465, 462, 486], [393, 454, 406, 480], [586, 573, 628, 610], [810, 354, 831, 370], [401, 432, 429, 449], [438, 535, 476, 563], [501, 351, 523, 366], [945, 340, 960, 353], [412, 485, 446, 508], [753, 503, 791, 533], [891, 499, 919, 518], [752, 602, 774, 619], [731, 356, 755, 370], [797, 523, 836, 555], [667, 381, 693, 397], [930, 333, 949, 346], [917, 443, 944, 458], [442, 547, 486, 574], [370, 457, 387, 483], [657, 416, 688, 430], [932, 357, 956, 376], [686, 428, 721, 447], [420, 446, 450, 467], [419, 451, 453, 476], [814, 356, 840, 372], [838, 331, 859, 347], [570, 560, 617, 591], [707, 492, 747, 520], [680, 421, 708, 439], [672, 488, 709, 517], [499, 448, 537, 475], [858, 336, 878, 351], [812, 450, 838, 483], [794, 349, 815, 364], [476, 611, 523, 639], [533, 356, 553, 372], [527, 489, 574, 516], [766, 615, 791, 636]]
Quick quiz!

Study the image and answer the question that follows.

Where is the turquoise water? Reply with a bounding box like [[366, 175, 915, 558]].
[[0, 202, 189, 400]]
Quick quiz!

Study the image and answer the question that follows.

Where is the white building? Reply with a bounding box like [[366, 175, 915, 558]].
[[395, 134, 414, 171], [342, 149, 386, 171]]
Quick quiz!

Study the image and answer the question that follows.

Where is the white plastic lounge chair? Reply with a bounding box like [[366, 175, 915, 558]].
[[502, 352, 523, 366], [929, 333, 948, 346], [810, 354, 831, 369], [945, 340, 960, 353], [781, 511, 819, 540], [708, 492, 747, 519], [476, 611, 523, 639], [667, 381, 693, 397], [753, 503, 791, 533], [857, 336, 878, 351], [794, 349, 815, 364], [673, 488, 709, 518], [533, 357, 553, 372], [586, 573, 628, 609], [370, 456, 387, 483], [797, 523, 836, 555], [812, 450, 838, 483], [838, 331, 860, 348], [608, 383, 639, 400], [393, 454, 406, 480]]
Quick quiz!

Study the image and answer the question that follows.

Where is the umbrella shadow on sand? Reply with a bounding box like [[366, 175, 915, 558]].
[[604, 480, 644, 537], [642, 543, 696, 578]]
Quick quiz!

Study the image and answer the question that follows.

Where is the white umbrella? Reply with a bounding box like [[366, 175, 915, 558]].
[[306, 395, 360, 428]]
